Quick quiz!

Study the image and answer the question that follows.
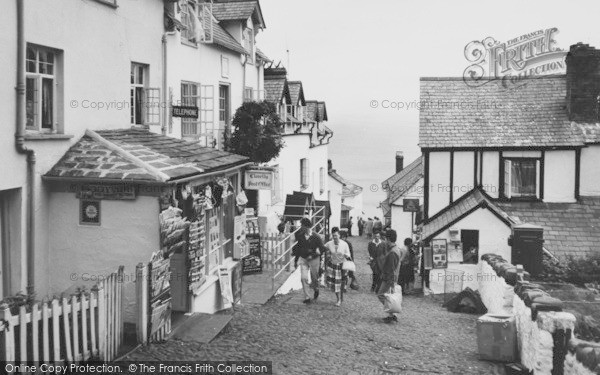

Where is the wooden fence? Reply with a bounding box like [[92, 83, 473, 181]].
[[260, 233, 293, 271], [0, 266, 124, 364]]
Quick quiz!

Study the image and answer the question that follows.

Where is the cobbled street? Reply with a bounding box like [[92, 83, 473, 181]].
[[126, 236, 501, 374]]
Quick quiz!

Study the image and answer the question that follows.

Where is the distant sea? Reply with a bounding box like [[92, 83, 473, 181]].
[[328, 119, 420, 219]]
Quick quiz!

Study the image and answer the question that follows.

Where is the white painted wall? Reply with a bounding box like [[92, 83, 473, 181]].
[[544, 150, 576, 202], [481, 151, 500, 198], [48, 192, 160, 323], [580, 145, 600, 196], [428, 207, 512, 294], [453, 152, 475, 200], [329, 176, 344, 229], [428, 151, 450, 217], [390, 177, 424, 242], [5, 0, 165, 297]]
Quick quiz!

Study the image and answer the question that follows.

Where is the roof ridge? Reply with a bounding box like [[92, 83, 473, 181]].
[[85, 130, 170, 182]]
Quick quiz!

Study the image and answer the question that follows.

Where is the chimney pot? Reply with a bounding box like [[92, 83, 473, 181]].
[[566, 43, 600, 122], [396, 151, 404, 173]]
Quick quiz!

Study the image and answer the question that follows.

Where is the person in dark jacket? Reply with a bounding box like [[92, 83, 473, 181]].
[[398, 238, 415, 295], [377, 230, 405, 323], [293, 218, 326, 304], [368, 231, 386, 292]]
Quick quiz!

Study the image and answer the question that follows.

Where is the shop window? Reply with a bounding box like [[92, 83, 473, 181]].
[[461, 229, 479, 264], [503, 158, 540, 199], [26, 44, 62, 132], [181, 81, 200, 138]]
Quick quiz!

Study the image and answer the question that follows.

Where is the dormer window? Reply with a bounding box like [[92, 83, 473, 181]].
[[503, 158, 540, 199], [180, 0, 213, 45]]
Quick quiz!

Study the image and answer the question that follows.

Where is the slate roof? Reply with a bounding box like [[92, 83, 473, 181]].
[[420, 189, 512, 241], [288, 81, 305, 106], [256, 48, 270, 62], [212, 0, 265, 28], [328, 169, 346, 185], [264, 76, 289, 104], [574, 122, 600, 144], [419, 76, 585, 148], [343, 182, 363, 197], [380, 199, 391, 218], [497, 198, 600, 258], [283, 191, 315, 219], [45, 129, 249, 183], [382, 156, 423, 204], [317, 102, 328, 122], [212, 20, 248, 55], [315, 200, 331, 218], [306, 101, 319, 122]]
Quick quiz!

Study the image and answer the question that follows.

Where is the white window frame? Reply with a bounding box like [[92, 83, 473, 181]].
[[130, 63, 160, 126], [300, 158, 309, 188], [243, 27, 254, 64], [243, 87, 253, 102], [26, 44, 59, 132], [200, 85, 215, 147], [503, 158, 540, 199], [221, 56, 229, 78], [180, 0, 213, 45], [319, 167, 325, 194], [181, 81, 200, 138]]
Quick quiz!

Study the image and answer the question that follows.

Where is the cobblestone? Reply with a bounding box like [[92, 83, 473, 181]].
[[126, 236, 502, 374]]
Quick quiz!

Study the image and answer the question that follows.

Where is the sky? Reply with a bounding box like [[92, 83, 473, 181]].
[[255, 0, 600, 217]]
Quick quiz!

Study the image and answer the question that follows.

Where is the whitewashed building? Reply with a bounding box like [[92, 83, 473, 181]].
[[256, 67, 334, 231], [417, 43, 600, 293], [162, 0, 267, 148]]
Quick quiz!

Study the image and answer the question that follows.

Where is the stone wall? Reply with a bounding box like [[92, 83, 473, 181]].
[[478, 254, 599, 375]]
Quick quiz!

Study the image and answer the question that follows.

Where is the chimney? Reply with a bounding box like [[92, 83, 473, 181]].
[[395, 151, 404, 173], [566, 43, 600, 122], [328, 159, 332, 171]]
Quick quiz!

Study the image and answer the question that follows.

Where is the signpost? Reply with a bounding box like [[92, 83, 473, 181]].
[[403, 198, 420, 235], [244, 169, 274, 190], [76, 184, 136, 200], [242, 233, 262, 274]]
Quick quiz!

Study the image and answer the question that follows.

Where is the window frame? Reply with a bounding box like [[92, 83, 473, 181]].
[[200, 84, 215, 147], [501, 156, 541, 201], [300, 158, 309, 189], [26, 44, 60, 133], [181, 81, 201, 139], [319, 167, 325, 194], [221, 56, 229, 78], [130, 62, 160, 127]]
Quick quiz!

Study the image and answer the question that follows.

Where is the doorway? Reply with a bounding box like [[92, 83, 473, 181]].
[[460, 229, 479, 264]]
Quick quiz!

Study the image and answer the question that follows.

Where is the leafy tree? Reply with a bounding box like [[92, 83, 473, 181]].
[[226, 101, 284, 163]]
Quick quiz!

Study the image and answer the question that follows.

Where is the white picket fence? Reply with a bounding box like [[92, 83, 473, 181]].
[[0, 266, 124, 364]]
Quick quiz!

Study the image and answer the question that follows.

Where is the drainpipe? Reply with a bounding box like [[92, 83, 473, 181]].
[[161, 32, 173, 135], [15, 0, 36, 295]]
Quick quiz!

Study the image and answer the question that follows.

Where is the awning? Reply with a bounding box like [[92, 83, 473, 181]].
[[283, 191, 316, 219]]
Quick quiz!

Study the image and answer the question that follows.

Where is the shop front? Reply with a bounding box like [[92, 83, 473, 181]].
[[43, 129, 252, 332]]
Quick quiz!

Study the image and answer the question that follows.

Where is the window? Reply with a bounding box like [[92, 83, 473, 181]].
[[300, 159, 309, 188], [271, 166, 281, 204], [181, 81, 200, 138], [221, 56, 229, 78], [243, 87, 253, 102], [180, 0, 213, 44], [461, 230, 479, 264], [26, 44, 61, 132], [503, 158, 540, 199], [319, 167, 325, 194], [130, 63, 160, 126], [200, 85, 215, 147], [243, 28, 254, 64]]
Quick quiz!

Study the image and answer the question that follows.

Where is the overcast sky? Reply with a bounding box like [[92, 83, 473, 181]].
[[256, 0, 600, 215]]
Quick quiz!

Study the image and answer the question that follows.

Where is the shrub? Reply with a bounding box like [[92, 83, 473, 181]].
[[538, 252, 600, 286]]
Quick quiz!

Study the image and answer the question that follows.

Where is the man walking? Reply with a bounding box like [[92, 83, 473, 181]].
[[377, 230, 405, 323], [294, 218, 326, 304], [373, 217, 383, 234], [368, 231, 386, 292]]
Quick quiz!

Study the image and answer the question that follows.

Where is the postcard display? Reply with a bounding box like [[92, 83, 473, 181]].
[[149, 250, 171, 336]]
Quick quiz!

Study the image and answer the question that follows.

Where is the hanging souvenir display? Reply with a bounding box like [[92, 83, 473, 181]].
[[204, 185, 214, 210], [187, 212, 207, 292], [159, 206, 190, 256], [212, 182, 224, 208]]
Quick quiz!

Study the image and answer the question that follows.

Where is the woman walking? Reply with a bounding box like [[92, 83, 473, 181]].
[[324, 227, 352, 306]]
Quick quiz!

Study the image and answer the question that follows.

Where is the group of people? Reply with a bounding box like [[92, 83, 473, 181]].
[[292, 217, 416, 323], [345, 216, 385, 238], [292, 218, 359, 307]]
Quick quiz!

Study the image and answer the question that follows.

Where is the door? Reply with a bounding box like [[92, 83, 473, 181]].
[[219, 85, 230, 148]]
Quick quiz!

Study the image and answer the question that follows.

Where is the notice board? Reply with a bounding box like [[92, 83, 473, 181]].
[[242, 233, 262, 275]]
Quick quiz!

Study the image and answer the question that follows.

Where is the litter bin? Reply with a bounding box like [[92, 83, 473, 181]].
[[443, 269, 464, 304], [476, 314, 518, 362]]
